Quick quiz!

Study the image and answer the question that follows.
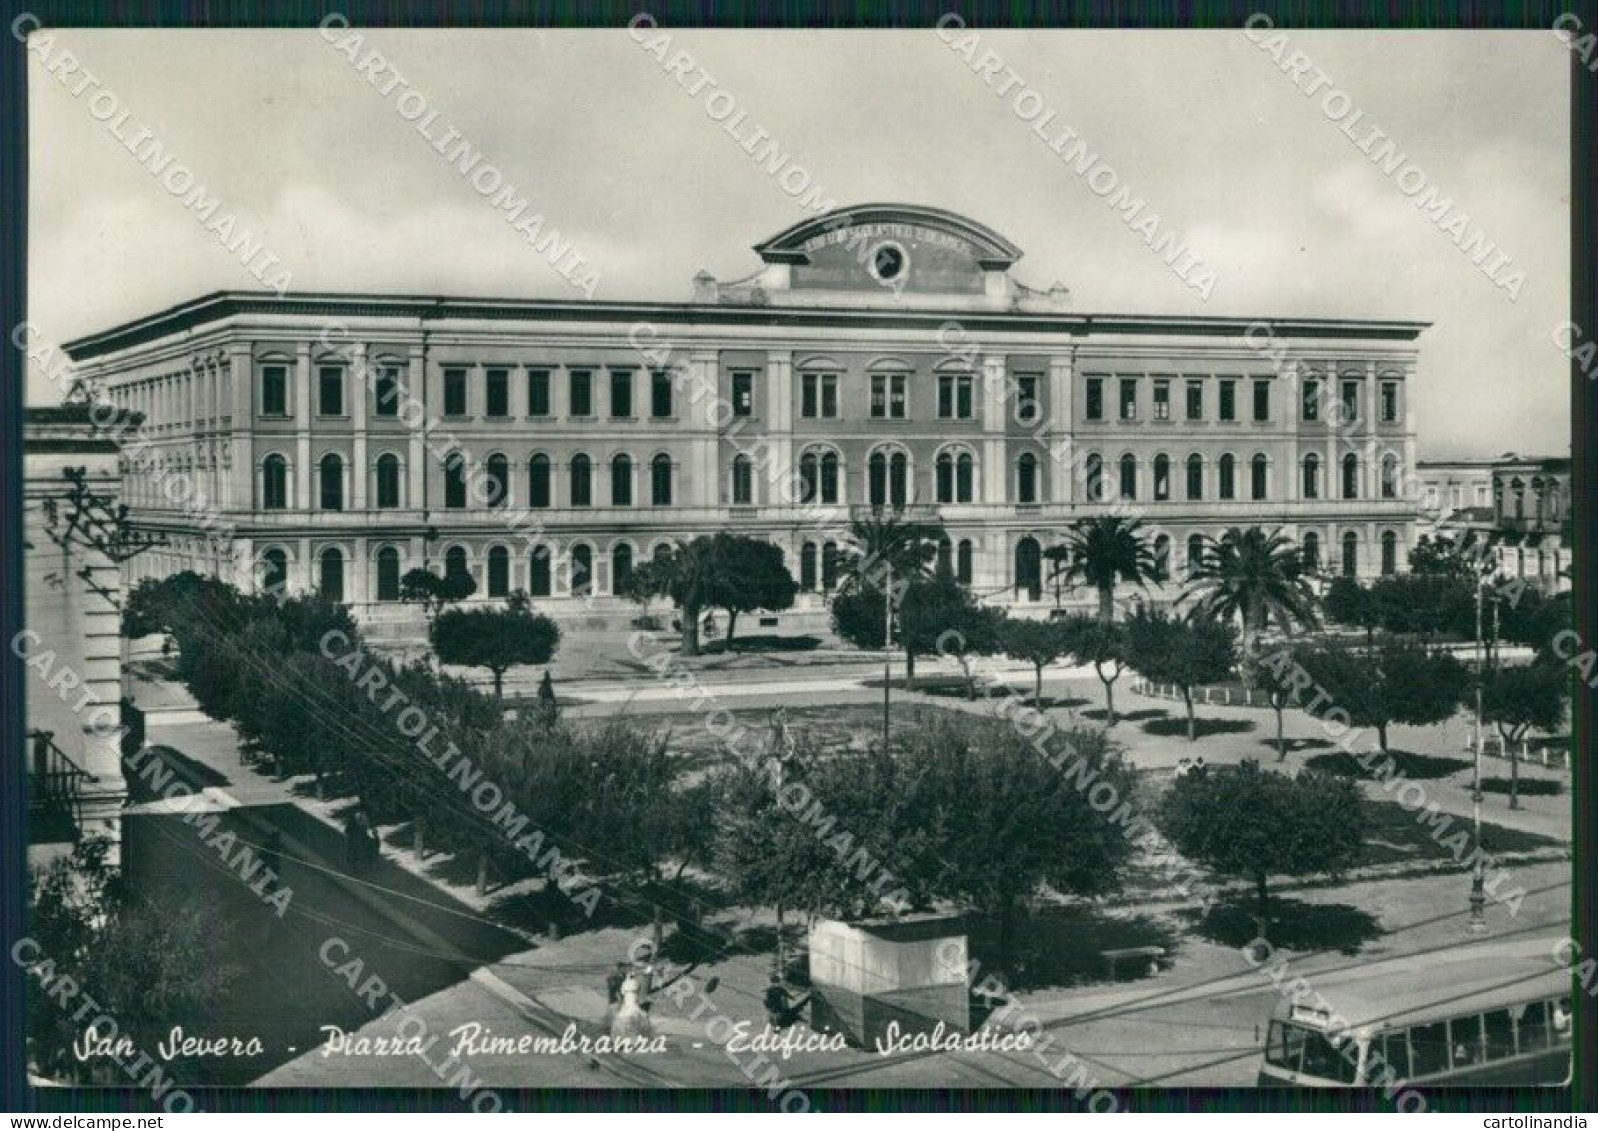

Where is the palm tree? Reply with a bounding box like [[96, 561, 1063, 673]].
[[842, 513, 943, 594], [1182, 526, 1320, 684], [1054, 515, 1160, 625]]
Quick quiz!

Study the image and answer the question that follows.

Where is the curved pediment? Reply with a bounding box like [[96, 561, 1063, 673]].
[[753, 203, 1023, 270]]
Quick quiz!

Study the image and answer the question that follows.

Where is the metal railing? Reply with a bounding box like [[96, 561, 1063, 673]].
[[27, 729, 91, 843]]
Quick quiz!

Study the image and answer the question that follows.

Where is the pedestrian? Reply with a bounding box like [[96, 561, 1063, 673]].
[[763, 976, 812, 1030]]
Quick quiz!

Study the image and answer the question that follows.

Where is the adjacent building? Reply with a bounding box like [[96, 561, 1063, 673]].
[[1417, 453, 1571, 592], [60, 203, 1427, 634]]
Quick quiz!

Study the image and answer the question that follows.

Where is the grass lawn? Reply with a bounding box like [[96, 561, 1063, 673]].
[[1356, 796, 1557, 865]]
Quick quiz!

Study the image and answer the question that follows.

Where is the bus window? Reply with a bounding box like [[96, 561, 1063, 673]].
[[1553, 998, 1572, 1040], [1266, 1021, 1305, 1072], [1449, 1015, 1486, 1067], [1410, 1020, 1450, 1077], [1299, 1031, 1358, 1083], [1520, 1001, 1551, 1050], [1378, 1031, 1411, 1079], [1483, 1008, 1515, 1060]]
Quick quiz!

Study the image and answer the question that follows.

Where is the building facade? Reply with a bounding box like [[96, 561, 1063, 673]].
[[24, 406, 132, 866], [1418, 453, 1571, 593], [62, 204, 1426, 634]]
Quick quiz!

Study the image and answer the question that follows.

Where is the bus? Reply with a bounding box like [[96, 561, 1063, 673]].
[[1258, 938, 1572, 1087]]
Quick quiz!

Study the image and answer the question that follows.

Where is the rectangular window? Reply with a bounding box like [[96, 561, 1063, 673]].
[[527, 368, 551, 417], [1119, 377, 1138, 421], [1219, 379, 1237, 422], [804, 373, 838, 418], [1153, 379, 1171, 420], [732, 371, 754, 417], [318, 366, 344, 416], [373, 366, 400, 417], [872, 374, 907, 419], [1381, 381, 1399, 423], [651, 370, 674, 418], [1253, 379, 1271, 422], [1185, 379, 1203, 421], [443, 367, 469, 417], [610, 370, 634, 418], [938, 374, 974, 419], [821, 373, 838, 418], [261, 365, 288, 416], [1015, 375, 1040, 423], [485, 367, 509, 418], [1302, 378, 1320, 422], [1085, 376, 1105, 421], [1341, 379, 1359, 421], [569, 369, 592, 417]]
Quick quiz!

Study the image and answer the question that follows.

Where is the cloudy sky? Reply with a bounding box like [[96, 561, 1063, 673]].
[[27, 27, 1570, 457]]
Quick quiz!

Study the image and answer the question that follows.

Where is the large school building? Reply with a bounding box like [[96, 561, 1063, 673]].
[[63, 203, 1425, 635]]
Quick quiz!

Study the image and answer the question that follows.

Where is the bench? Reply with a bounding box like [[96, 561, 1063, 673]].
[[1102, 945, 1166, 979]]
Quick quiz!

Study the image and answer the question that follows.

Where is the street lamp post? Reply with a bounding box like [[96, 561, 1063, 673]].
[[1468, 577, 1487, 934]]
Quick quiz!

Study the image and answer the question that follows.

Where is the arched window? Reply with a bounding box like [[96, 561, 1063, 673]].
[[1342, 453, 1360, 500], [1014, 536, 1042, 600], [1187, 534, 1206, 573], [890, 451, 909, 506], [651, 454, 673, 506], [1381, 531, 1398, 576], [376, 546, 401, 601], [800, 451, 820, 504], [318, 547, 345, 602], [1302, 532, 1321, 572], [937, 537, 954, 576], [1186, 454, 1203, 501], [820, 451, 839, 504], [1218, 454, 1236, 501], [570, 454, 592, 508], [1086, 454, 1104, 502], [375, 453, 401, 509], [444, 452, 468, 509], [869, 451, 887, 506], [527, 454, 551, 509], [1017, 452, 1039, 504], [1302, 454, 1321, 500], [484, 453, 509, 508], [800, 542, 818, 590], [529, 546, 552, 597], [936, 450, 973, 504], [821, 542, 840, 591], [1152, 454, 1170, 502], [1153, 534, 1172, 581], [1342, 531, 1359, 577], [262, 454, 288, 510], [957, 539, 974, 586], [731, 454, 753, 505], [1251, 454, 1269, 501], [1511, 478, 1525, 520], [319, 453, 344, 511], [571, 544, 593, 596], [1119, 454, 1137, 500], [444, 546, 470, 588], [612, 543, 634, 594], [261, 547, 288, 594], [487, 545, 510, 597], [956, 452, 973, 503], [612, 454, 633, 507], [1381, 454, 1399, 500]]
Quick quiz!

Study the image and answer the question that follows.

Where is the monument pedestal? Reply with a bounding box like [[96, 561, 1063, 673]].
[[807, 915, 969, 1048]]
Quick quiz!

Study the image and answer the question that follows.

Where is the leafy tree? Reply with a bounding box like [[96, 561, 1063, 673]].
[[430, 602, 561, 700], [1053, 515, 1160, 624], [899, 715, 1137, 968], [701, 535, 798, 647], [26, 838, 237, 1083], [830, 572, 986, 683], [1323, 575, 1379, 644], [1368, 573, 1474, 642], [1157, 760, 1364, 941], [400, 566, 476, 620], [1295, 641, 1470, 754], [1125, 607, 1238, 740], [1058, 614, 1128, 724], [1001, 616, 1074, 704], [1410, 534, 1489, 584], [628, 537, 724, 656], [1248, 650, 1305, 761], [934, 599, 1007, 699], [1182, 526, 1320, 683], [1481, 661, 1570, 809]]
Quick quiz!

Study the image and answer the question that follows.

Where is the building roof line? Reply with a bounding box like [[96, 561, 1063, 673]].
[[61, 289, 1432, 361]]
